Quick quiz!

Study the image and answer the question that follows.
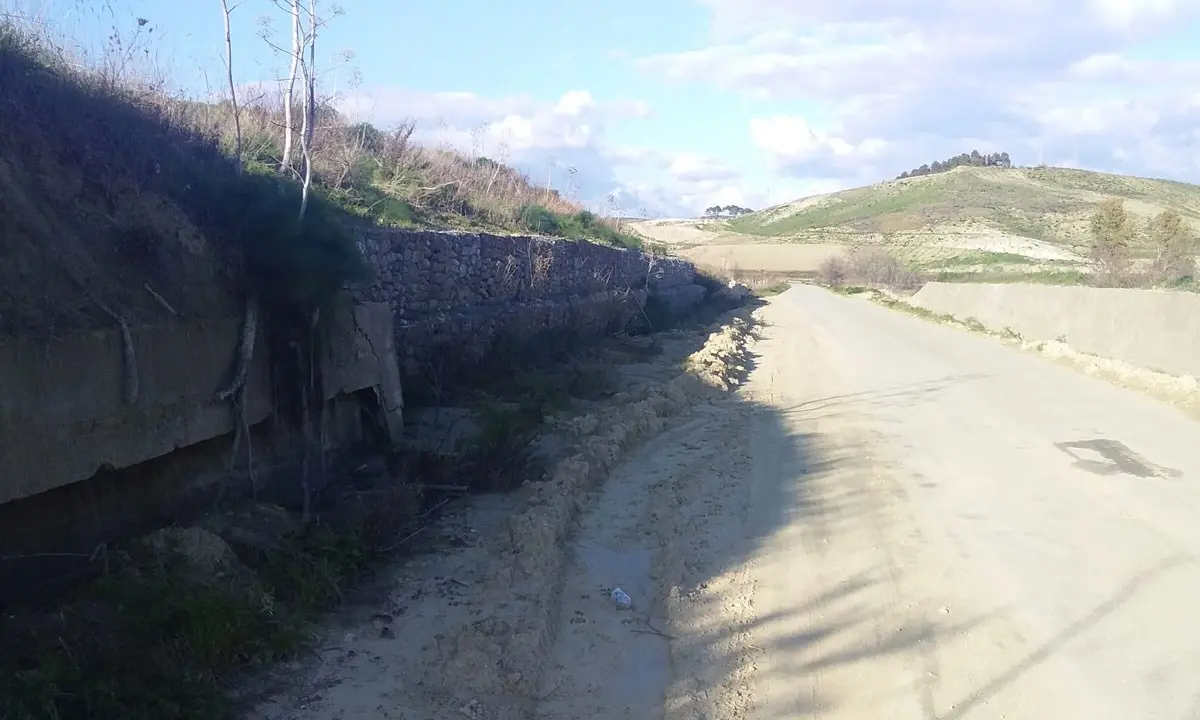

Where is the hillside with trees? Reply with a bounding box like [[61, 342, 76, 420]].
[[897, 150, 1012, 179], [703, 204, 754, 218]]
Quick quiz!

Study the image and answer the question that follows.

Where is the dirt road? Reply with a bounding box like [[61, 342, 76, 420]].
[[539, 285, 1200, 719]]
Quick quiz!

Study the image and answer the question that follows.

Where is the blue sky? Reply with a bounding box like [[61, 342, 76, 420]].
[[11, 0, 1200, 216]]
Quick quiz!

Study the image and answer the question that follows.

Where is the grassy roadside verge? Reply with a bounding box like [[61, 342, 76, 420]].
[[0, 474, 441, 719]]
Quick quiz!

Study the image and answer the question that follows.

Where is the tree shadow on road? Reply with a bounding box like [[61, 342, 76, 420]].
[[658, 374, 995, 718], [660, 371, 1197, 719]]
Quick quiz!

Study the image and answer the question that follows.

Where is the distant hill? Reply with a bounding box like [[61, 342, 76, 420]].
[[728, 166, 1200, 253]]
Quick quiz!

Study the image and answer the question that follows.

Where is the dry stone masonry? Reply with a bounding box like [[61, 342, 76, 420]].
[[356, 228, 705, 376]]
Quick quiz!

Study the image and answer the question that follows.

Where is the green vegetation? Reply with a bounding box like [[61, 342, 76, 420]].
[[727, 165, 1200, 253], [1146, 207, 1198, 283], [1088, 197, 1136, 284], [518, 205, 643, 249], [214, 110, 642, 249], [0, 513, 389, 720], [926, 251, 1040, 267], [896, 149, 1013, 179], [729, 182, 946, 235], [931, 269, 1092, 285], [317, 133, 643, 247], [1083, 198, 1197, 287], [752, 282, 792, 297]]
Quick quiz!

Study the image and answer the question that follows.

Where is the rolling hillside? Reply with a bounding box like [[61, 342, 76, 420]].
[[728, 165, 1200, 255], [630, 165, 1200, 281]]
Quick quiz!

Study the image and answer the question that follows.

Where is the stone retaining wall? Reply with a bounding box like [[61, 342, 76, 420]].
[[355, 229, 705, 375]]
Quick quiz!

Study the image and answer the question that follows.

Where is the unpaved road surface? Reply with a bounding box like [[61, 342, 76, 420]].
[[539, 284, 1200, 719]]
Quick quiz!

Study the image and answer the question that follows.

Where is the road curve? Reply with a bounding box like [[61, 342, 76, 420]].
[[735, 285, 1200, 719]]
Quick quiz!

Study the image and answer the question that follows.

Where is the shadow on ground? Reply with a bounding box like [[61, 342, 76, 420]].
[[659, 372, 985, 717], [657, 334, 1190, 717]]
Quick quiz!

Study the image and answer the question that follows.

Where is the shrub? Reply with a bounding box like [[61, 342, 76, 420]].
[[517, 203, 562, 235], [845, 246, 924, 290], [1088, 198, 1135, 287], [1148, 208, 1198, 285], [817, 256, 849, 287]]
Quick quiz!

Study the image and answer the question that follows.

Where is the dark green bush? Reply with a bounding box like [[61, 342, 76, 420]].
[[517, 203, 562, 235]]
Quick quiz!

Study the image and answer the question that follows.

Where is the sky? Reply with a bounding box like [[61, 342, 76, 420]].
[[10, 0, 1200, 217]]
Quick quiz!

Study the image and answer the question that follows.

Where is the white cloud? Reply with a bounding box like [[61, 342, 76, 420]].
[[330, 0, 1200, 219], [1089, 0, 1183, 27], [335, 88, 745, 217], [639, 0, 1200, 189], [667, 152, 741, 183], [750, 116, 887, 168]]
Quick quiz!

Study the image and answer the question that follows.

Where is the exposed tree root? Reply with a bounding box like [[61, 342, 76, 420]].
[[219, 294, 261, 496], [93, 299, 138, 405], [217, 294, 260, 402]]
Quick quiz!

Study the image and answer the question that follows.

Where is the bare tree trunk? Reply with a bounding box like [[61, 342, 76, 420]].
[[297, 0, 318, 221], [219, 0, 259, 496], [280, 0, 301, 173], [220, 0, 243, 173], [305, 0, 317, 152]]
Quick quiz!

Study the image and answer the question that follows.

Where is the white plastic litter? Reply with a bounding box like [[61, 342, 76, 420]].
[[611, 588, 633, 610]]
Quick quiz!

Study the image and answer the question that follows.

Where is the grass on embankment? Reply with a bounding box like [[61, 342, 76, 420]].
[[2, 14, 642, 251]]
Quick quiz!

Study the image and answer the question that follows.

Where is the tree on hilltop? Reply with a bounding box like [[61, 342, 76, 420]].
[[896, 150, 1012, 179], [703, 204, 754, 217]]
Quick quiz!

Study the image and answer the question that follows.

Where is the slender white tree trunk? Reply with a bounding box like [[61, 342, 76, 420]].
[[297, 0, 318, 221], [220, 0, 242, 173], [280, 0, 301, 173]]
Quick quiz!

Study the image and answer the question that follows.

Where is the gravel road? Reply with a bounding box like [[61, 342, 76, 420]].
[[541, 284, 1200, 719]]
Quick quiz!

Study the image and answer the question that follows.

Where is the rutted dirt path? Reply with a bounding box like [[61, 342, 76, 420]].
[[248, 312, 759, 720], [534, 403, 749, 718]]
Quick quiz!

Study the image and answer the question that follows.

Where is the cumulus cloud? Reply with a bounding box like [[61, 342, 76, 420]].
[[331, 0, 1200, 218], [336, 88, 741, 217], [667, 152, 742, 183], [641, 0, 1200, 187], [750, 115, 887, 175]]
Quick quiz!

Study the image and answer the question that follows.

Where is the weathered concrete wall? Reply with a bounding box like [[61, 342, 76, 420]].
[[910, 283, 1200, 377], [0, 301, 401, 506], [355, 229, 705, 375]]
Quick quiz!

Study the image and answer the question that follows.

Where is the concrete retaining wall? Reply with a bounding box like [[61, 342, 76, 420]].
[[910, 282, 1200, 378], [0, 301, 401, 506]]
